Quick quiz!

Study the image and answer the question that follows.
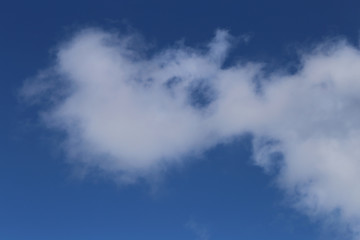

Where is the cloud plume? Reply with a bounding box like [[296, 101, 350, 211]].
[[23, 28, 360, 238]]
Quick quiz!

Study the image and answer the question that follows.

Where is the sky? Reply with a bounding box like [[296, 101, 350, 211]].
[[2, 0, 360, 239]]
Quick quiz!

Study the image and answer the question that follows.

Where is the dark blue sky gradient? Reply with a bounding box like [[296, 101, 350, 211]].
[[1, 0, 359, 239]]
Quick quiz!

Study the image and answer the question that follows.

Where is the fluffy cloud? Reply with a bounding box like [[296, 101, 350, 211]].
[[23, 28, 360, 238]]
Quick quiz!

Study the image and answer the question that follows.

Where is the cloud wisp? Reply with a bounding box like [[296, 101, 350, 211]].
[[186, 220, 210, 240], [23, 28, 360, 238]]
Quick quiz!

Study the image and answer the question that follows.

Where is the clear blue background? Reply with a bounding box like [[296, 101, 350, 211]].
[[1, 0, 358, 239]]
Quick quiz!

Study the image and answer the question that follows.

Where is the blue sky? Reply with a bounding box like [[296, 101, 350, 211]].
[[2, 0, 360, 239]]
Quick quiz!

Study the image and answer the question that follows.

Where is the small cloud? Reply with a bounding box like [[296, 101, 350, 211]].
[[186, 220, 210, 240]]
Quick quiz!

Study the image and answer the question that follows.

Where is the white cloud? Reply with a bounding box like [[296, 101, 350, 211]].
[[23, 28, 360, 238], [186, 220, 210, 240]]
